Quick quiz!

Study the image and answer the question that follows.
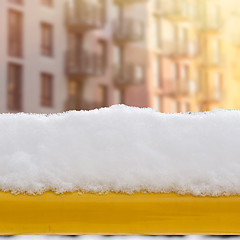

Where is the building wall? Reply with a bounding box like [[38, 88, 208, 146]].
[[0, 0, 67, 114], [0, 0, 240, 114]]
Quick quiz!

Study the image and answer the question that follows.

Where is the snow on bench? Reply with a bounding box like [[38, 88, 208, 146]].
[[0, 105, 239, 196]]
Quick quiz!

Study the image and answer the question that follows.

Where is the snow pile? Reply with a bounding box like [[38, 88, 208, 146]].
[[1, 105, 240, 196]]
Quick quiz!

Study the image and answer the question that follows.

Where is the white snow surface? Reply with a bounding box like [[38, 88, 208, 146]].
[[1, 105, 240, 196]]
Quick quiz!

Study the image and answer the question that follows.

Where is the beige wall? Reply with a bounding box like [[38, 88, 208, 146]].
[[0, 0, 67, 113]]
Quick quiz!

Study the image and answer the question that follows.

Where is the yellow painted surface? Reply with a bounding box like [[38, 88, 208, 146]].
[[0, 191, 240, 235]]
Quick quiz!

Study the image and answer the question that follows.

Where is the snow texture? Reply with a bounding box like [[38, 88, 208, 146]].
[[0, 105, 240, 196]]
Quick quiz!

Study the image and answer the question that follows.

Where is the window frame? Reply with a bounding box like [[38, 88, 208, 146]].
[[8, 9, 23, 58], [41, 73, 54, 108], [7, 63, 23, 112], [41, 22, 54, 57]]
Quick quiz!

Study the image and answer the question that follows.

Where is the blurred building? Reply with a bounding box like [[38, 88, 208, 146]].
[[0, 0, 67, 113], [64, 0, 229, 113], [197, 0, 225, 111], [65, 0, 148, 111], [0, 0, 239, 113]]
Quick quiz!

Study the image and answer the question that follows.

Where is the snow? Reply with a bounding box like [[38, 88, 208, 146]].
[[0, 105, 240, 196]]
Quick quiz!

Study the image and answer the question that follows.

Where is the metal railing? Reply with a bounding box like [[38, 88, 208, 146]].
[[65, 50, 104, 77], [162, 79, 190, 96], [199, 20, 222, 31], [113, 19, 144, 43], [162, 41, 199, 57], [65, 0, 104, 30], [65, 98, 106, 111], [113, 64, 145, 85], [162, 0, 191, 20], [201, 55, 225, 68]]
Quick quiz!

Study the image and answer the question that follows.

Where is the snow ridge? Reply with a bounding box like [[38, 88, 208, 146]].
[[0, 105, 239, 196]]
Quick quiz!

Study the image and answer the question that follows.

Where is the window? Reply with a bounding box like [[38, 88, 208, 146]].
[[134, 65, 144, 84], [179, 1, 188, 16], [41, 73, 53, 107], [41, 0, 53, 7], [113, 45, 123, 65], [178, 27, 188, 52], [68, 32, 82, 52], [113, 45, 123, 75], [41, 23, 53, 57], [171, 63, 178, 90], [213, 39, 221, 64], [8, 64, 22, 112], [195, 69, 201, 93], [214, 73, 222, 100], [97, 39, 107, 73], [114, 88, 124, 105], [8, 10, 23, 57], [8, 0, 23, 5], [211, 5, 220, 27], [180, 65, 189, 94], [154, 95, 162, 112], [97, 85, 108, 108], [67, 32, 83, 68], [153, 56, 160, 87], [153, 17, 161, 48], [189, 2, 196, 19]]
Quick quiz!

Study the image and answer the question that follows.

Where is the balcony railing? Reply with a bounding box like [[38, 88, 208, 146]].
[[114, 0, 148, 5], [65, 98, 107, 111], [65, 0, 104, 31], [162, 0, 191, 22], [201, 95, 221, 105], [65, 50, 104, 77], [199, 21, 222, 32], [113, 64, 145, 86], [113, 19, 144, 43], [201, 55, 225, 68], [162, 41, 199, 58], [162, 79, 190, 96]]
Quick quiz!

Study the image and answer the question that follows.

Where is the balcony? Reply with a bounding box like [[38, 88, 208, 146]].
[[162, 0, 191, 22], [65, 50, 104, 78], [164, 80, 189, 97], [201, 56, 225, 69], [162, 41, 198, 58], [65, 98, 106, 111], [114, 0, 148, 5], [199, 21, 222, 33], [201, 95, 220, 106], [113, 19, 144, 44], [65, 0, 104, 32], [113, 64, 145, 86]]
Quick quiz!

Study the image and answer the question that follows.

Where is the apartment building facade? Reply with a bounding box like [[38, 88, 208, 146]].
[[65, 0, 149, 111], [148, 0, 199, 113], [0, 0, 237, 113], [0, 0, 67, 113], [196, 0, 225, 111]]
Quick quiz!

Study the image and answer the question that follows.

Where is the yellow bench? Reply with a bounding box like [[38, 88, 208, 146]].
[[0, 191, 239, 235]]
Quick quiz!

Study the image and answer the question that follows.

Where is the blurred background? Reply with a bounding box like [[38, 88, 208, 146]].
[[1, 0, 240, 114]]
